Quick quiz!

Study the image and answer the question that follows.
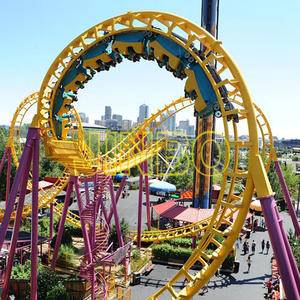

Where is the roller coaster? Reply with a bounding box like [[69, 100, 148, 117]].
[[0, 10, 299, 300]]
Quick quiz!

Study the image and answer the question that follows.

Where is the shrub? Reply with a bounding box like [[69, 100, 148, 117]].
[[50, 229, 73, 248], [46, 281, 69, 300], [132, 249, 141, 260], [152, 244, 192, 262], [109, 218, 129, 250], [165, 238, 193, 248], [57, 244, 76, 268]]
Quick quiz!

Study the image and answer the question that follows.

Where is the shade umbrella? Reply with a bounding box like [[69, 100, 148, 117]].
[[250, 199, 262, 212], [149, 180, 176, 193]]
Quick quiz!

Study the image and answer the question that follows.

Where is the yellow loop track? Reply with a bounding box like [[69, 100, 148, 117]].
[[6, 11, 275, 299]]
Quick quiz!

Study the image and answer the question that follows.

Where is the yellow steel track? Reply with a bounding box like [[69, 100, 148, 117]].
[[6, 11, 274, 299]]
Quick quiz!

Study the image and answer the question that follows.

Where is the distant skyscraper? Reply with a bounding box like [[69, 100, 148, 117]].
[[79, 112, 89, 123], [112, 114, 123, 127], [178, 120, 190, 134], [122, 119, 132, 131], [166, 111, 176, 132], [104, 106, 112, 120], [138, 104, 149, 123], [187, 125, 195, 137]]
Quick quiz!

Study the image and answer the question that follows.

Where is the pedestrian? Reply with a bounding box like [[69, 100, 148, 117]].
[[243, 241, 247, 255], [236, 239, 240, 249], [251, 240, 256, 254], [266, 241, 270, 254], [247, 255, 252, 272], [261, 239, 265, 253]]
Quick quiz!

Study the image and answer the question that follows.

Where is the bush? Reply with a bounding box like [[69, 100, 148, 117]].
[[288, 229, 300, 270], [152, 244, 192, 262], [12, 262, 69, 299], [38, 267, 63, 299], [50, 229, 73, 248], [132, 249, 141, 260], [109, 218, 129, 250], [46, 281, 69, 300], [165, 238, 193, 248], [57, 244, 76, 268]]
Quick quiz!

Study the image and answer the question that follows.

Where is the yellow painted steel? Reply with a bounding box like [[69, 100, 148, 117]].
[[6, 11, 274, 299]]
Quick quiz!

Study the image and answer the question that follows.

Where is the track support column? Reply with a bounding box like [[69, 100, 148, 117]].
[[274, 160, 300, 236], [259, 195, 300, 299]]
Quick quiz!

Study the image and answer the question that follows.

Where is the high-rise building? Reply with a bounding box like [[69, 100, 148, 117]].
[[187, 125, 195, 137], [104, 106, 112, 120], [112, 114, 123, 127], [178, 120, 190, 133], [79, 112, 89, 123], [122, 119, 132, 131], [105, 119, 118, 130], [166, 111, 176, 132], [138, 104, 149, 123]]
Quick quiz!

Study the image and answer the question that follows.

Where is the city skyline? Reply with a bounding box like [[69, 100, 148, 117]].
[[0, 1, 299, 139], [79, 103, 194, 133]]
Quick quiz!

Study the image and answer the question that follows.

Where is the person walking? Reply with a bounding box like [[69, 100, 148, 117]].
[[247, 255, 252, 272], [266, 241, 270, 254], [261, 239, 265, 253], [243, 241, 247, 255], [251, 240, 256, 254]]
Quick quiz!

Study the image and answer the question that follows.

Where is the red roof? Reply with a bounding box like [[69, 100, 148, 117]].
[[152, 200, 176, 215], [173, 207, 214, 223], [180, 190, 193, 199]]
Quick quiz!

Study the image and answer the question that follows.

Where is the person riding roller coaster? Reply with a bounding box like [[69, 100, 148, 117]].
[[51, 29, 239, 140]]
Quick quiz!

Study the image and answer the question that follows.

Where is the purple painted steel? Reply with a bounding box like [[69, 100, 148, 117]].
[[108, 177, 124, 247], [274, 204, 300, 292], [30, 131, 40, 300], [84, 178, 90, 205], [0, 147, 7, 175], [137, 171, 143, 248], [51, 180, 74, 268], [49, 203, 54, 240], [5, 148, 12, 209], [260, 195, 300, 300], [74, 178, 96, 300], [1, 146, 32, 300], [143, 161, 151, 230], [74, 177, 93, 256], [274, 160, 300, 236], [107, 176, 126, 225], [0, 130, 34, 251]]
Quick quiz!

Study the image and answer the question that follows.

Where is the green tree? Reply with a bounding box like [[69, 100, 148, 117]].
[[109, 218, 129, 250], [268, 161, 299, 201]]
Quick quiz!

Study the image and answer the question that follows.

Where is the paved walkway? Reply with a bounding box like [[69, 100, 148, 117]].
[[131, 211, 295, 299]]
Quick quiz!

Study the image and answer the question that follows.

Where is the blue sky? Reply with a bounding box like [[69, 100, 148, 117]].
[[0, 0, 299, 138]]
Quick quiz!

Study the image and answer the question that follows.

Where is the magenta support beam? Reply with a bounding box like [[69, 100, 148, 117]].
[[74, 178, 96, 300], [137, 171, 143, 248], [274, 205, 300, 291], [49, 203, 54, 240], [143, 161, 151, 230], [74, 178, 93, 257], [84, 178, 90, 205], [0, 147, 7, 175], [51, 180, 74, 268], [1, 147, 32, 300], [108, 178, 124, 247], [259, 195, 300, 300], [274, 160, 300, 236], [107, 176, 127, 225], [5, 148, 12, 209], [30, 130, 40, 300], [0, 130, 34, 251]]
